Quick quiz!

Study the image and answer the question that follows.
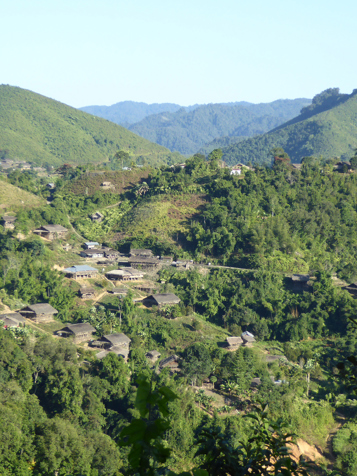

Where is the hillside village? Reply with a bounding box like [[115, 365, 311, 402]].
[[2, 89, 357, 475]]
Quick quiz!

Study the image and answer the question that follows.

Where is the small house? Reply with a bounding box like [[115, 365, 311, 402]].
[[144, 293, 181, 307], [0, 312, 26, 328], [20, 303, 58, 323], [160, 256, 173, 264], [63, 265, 98, 280], [33, 224, 68, 240], [226, 336, 243, 350], [90, 212, 104, 222], [290, 274, 311, 292], [230, 166, 242, 176], [103, 248, 120, 260], [56, 323, 96, 343], [146, 350, 161, 364], [101, 181, 115, 189], [230, 163, 254, 176], [128, 256, 160, 270], [105, 267, 144, 281], [78, 287, 96, 299], [1, 216, 17, 230], [241, 331, 255, 346], [84, 242, 100, 249], [92, 333, 131, 360], [158, 355, 180, 372], [80, 249, 104, 259], [46, 183, 56, 189]]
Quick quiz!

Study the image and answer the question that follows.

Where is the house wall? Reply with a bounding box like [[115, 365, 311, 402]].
[[31, 313, 55, 323], [73, 333, 92, 343]]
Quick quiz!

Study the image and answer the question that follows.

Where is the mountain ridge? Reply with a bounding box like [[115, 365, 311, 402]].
[[221, 88, 357, 165], [0, 85, 182, 167], [127, 98, 311, 155]]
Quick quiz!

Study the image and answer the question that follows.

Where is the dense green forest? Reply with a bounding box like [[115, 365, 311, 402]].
[[2, 152, 357, 475], [127, 99, 311, 155], [0, 86, 182, 167], [222, 88, 357, 166]]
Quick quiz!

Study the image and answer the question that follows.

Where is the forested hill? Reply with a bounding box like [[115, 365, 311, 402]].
[[79, 101, 185, 127], [221, 88, 357, 166], [127, 98, 311, 155], [0, 85, 182, 167]]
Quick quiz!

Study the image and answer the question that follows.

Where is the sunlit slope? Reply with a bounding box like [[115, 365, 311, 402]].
[[222, 89, 357, 165], [0, 85, 181, 166], [0, 181, 44, 209]]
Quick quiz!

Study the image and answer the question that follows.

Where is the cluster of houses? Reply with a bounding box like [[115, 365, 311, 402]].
[[226, 332, 256, 350]]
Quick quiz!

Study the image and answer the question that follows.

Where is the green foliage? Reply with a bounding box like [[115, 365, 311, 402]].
[[197, 404, 310, 475], [333, 421, 357, 476], [222, 88, 357, 165], [0, 85, 182, 167], [128, 99, 310, 155], [119, 374, 179, 475]]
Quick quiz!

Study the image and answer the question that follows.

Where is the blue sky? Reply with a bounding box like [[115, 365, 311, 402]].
[[1, 0, 356, 108]]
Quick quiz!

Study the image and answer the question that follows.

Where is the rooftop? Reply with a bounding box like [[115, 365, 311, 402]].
[[35, 224, 68, 232], [149, 293, 181, 304], [103, 333, 131, 346], [64, 265, 98, 273], [60, 323, 96, 334], [22, 303, 58, 314]]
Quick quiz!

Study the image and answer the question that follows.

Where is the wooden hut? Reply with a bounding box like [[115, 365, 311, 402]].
[[1, 216, 17, 229], [144, 293, 180, 307], [80, 249, 104, 259], [56, 323, 96, 343], [78, 287, 95, 299], [146, 350, 161, 364], [158, 355, 180, 372], [226, 336, 243, 350], [19, 303, 58, 323], [0, 312, 26, 328], [92, 333, 131, 360], [241, 331, 256, 346], [33, 224, 68, 240]]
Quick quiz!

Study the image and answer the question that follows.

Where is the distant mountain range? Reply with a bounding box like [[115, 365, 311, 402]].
[[80, 99, 311, 156], [0, 86, 182, 167], [80, 101, 189, 128], [79, 100, 253, 127], [221, 88, 357, 165]]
